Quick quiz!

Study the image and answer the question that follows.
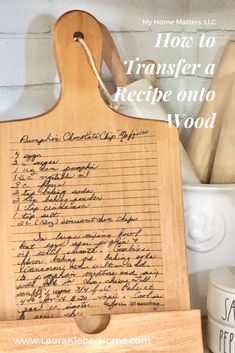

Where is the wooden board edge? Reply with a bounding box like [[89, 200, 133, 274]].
[[0, 310, 203, 352]]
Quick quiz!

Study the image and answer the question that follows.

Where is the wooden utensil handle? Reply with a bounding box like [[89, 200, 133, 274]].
[[100, 23, 132, 87], [186, 41, 235, 183], [210, 75, 235, 183], [140, 59, 158, 87]]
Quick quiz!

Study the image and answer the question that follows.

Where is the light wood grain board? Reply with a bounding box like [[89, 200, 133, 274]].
[[0, 10, 189, 321], [0, 310, 203, 353]]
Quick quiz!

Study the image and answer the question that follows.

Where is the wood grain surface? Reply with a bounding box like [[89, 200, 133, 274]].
[[101, 23, 132, 87], [0, 310, 203, 353], [210, 76, 235, 183], [0, 10, 189, 322]]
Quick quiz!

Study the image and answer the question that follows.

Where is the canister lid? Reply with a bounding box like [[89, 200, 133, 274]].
[[209, 267, 235, 293]]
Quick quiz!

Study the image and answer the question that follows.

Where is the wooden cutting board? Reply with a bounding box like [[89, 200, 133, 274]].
[[0, 10, 189, 321], [0, 311, 203, 353], [186, 41, 235, 183]]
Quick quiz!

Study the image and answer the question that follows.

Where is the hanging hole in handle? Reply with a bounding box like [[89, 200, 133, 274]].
[[73, 31, 84, 41], [75, 314, 110, 334]]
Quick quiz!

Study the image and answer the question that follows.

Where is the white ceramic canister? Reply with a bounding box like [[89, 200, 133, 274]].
[[207, 267, 235, 328], [184, 185, 235, 314], [207, 315, 235, 353]]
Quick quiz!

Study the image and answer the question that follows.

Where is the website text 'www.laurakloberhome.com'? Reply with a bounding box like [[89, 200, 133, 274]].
[[13, 336, 151, 346]]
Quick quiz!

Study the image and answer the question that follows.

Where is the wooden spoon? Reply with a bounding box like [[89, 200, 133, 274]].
[[140, 59, 158, 87], [210, 76, 235, 183], [186, 41, 235, 183], [100, 23, 132, 87]]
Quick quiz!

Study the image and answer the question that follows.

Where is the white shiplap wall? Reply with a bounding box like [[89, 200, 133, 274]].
[[0, 0, 235, 127]]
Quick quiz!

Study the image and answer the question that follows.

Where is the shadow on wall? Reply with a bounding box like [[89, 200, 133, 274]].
[[0, 14, 60, 121], [189, 270, 211, 315]]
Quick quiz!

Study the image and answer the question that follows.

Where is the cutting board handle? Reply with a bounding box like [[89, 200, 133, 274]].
[[54, 10, 105, 109]]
